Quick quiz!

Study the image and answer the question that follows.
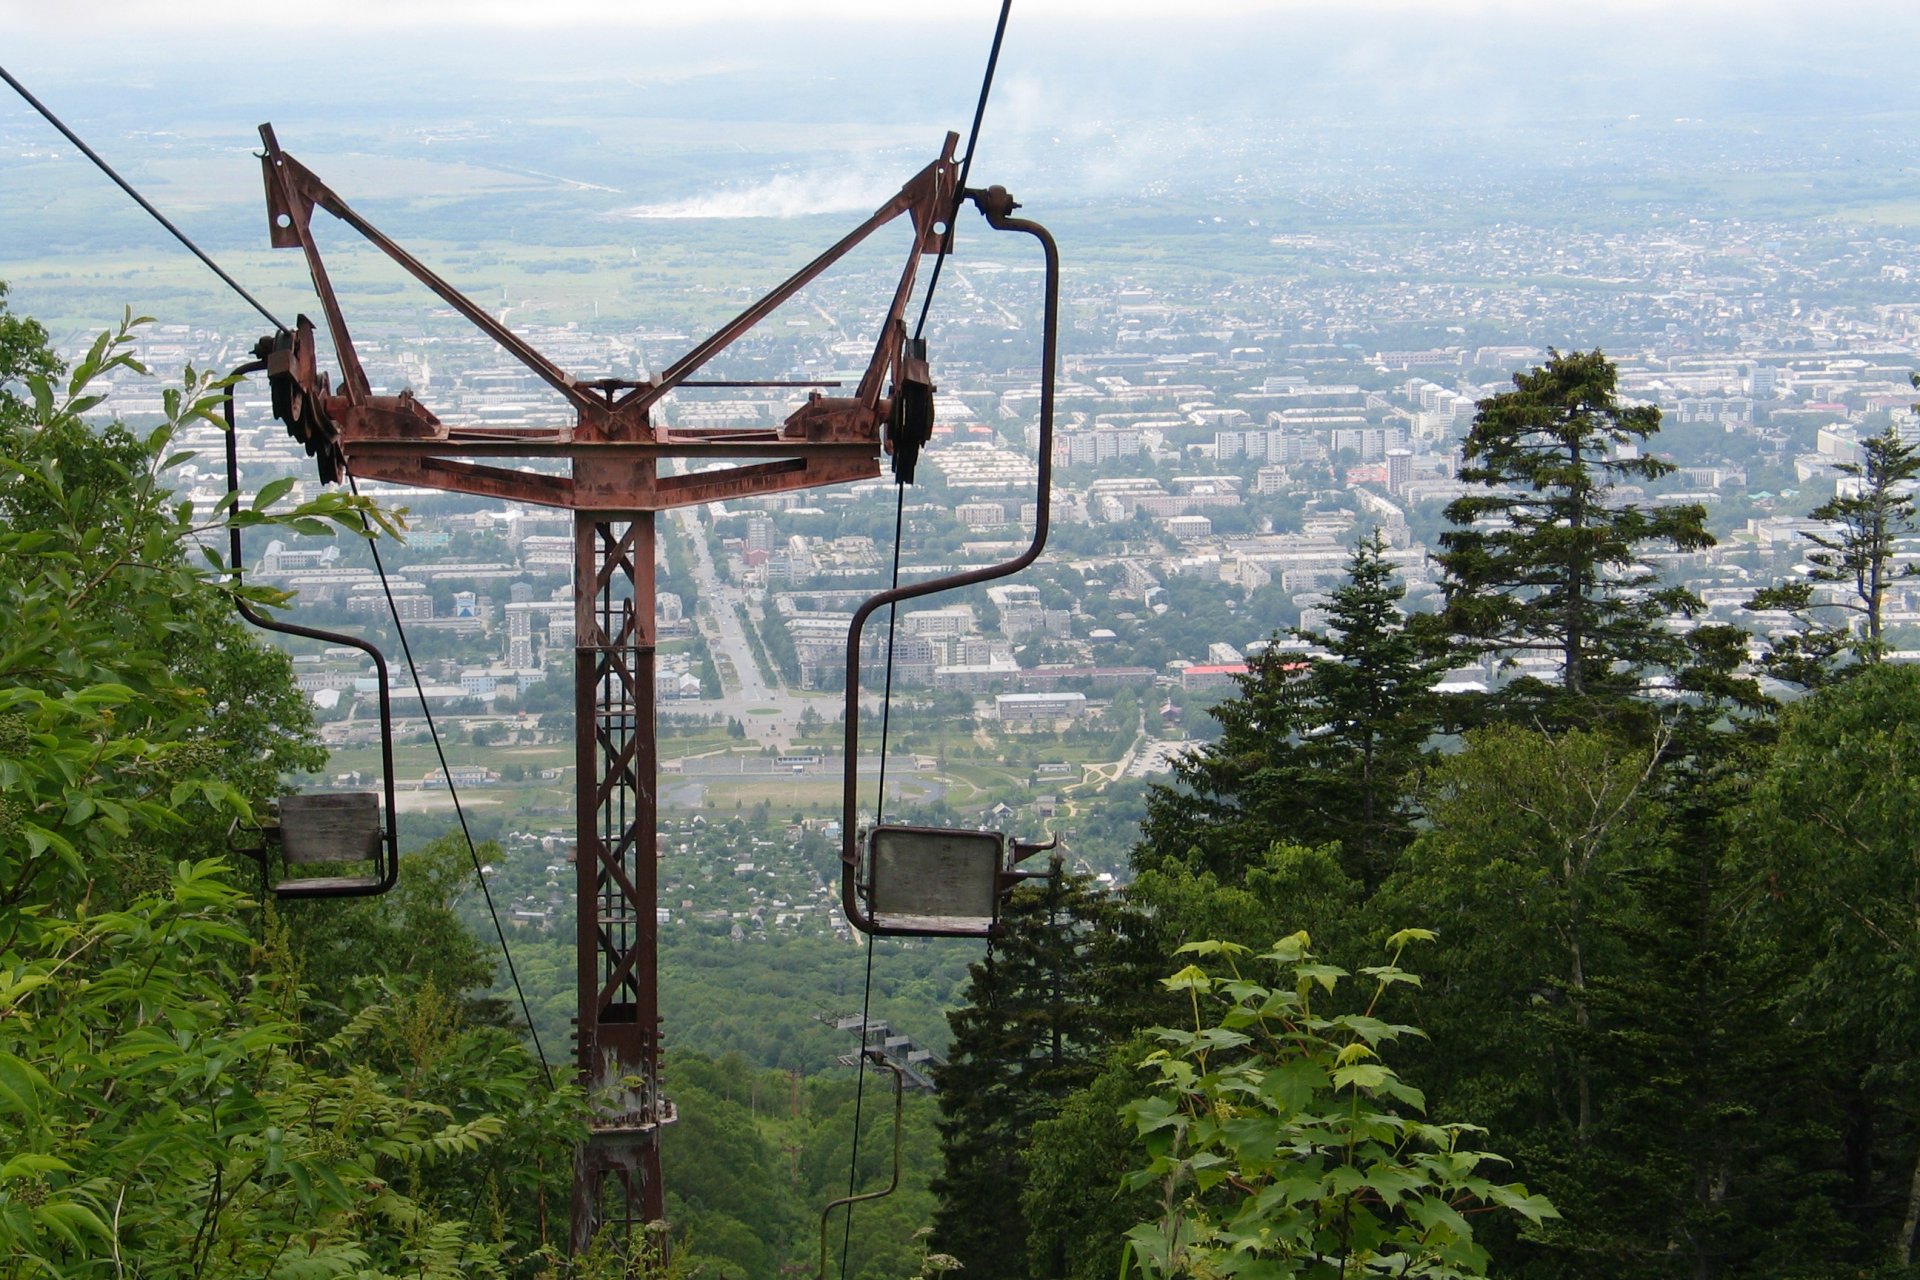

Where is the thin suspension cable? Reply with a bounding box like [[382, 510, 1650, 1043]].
[[0, 64, 288, 334], [348, 473, 557, 1093], [838, 484, 909, 1280], [911, 0, 1015, 343], [841, 8, 1016, 1267]]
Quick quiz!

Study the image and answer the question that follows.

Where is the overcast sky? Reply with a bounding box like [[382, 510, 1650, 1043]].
[[3, 0, 1912, 24], [3, 0, 1915, 224], [8, 0, 1913, 124]]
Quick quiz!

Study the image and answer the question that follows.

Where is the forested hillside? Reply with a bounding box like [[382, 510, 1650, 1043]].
[[0, 294, 983, 1279], [10, 283, 1920, 1280], [930, 350, 1920, 1279]]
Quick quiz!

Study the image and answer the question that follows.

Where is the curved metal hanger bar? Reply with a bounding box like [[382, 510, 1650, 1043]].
[[839, 188, 1058, 934], [224, 360, 399, 898]]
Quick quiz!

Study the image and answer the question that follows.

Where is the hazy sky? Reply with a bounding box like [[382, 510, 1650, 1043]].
[[9, 0, 1914, 136], [4, 0, 1916, 227], [5, 0, 1913, 25]]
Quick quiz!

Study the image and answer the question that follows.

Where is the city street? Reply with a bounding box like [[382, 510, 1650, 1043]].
[[672, 504, 842, 751]]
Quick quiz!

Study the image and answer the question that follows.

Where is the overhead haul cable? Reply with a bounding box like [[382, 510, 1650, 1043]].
[[841, 3, 1017, 1276], [0, 64, 289, 332]]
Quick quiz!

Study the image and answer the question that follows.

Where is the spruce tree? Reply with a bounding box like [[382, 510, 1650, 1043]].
[[1289, 528, 1445, 887], [1746, 419, 1920, 678], [1436, 348, 1712, 721], [1138, 529, 1440, 888], [930, 861, 1137, 1279]]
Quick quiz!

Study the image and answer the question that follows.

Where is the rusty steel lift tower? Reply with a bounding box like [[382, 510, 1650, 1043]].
[[252, 124, 1041, 1249]]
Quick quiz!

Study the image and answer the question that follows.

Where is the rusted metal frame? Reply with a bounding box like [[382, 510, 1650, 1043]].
[[577, 518, 651, 1039], [849, 139, 954, 407], [257, 125, 370, 399], [604, 511, 655, 1042], [344, 454, 578, 505], [259, 124, 595, 414], [348, 446, 879, 513], [639, 132, 959, 414], [573, 510, 664, 1247], [257, 125, 955, 513], [854, 270, 921, 409], [341, 437, 880, 459], [575, 516, 609, 1081], [840, 193, 1057, 935], [592, 724, 642, 820], [594, 903, 653, 1015], [597, 521, 642, 595], [651, 455, 878, 507]]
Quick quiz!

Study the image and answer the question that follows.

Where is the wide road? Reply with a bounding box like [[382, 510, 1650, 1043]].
[[671, 504, 843, 751]]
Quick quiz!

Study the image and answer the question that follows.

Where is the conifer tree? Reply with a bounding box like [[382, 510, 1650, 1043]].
[[1746, 419, 1920, 678], [1138, 529, 1440, 888], [930, 861, 1139, 1280], [1436, 348, 1712, 720], [1289, 528, 1446, 886]]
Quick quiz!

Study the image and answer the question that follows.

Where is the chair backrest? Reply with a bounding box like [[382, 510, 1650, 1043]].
[[278, 792, 383, 865], [866, 825, 1005, 935]]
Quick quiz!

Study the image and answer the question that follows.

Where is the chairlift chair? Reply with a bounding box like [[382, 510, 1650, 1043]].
[[837, 187, 1060, 940], [844, 821, 1054, 938], [224, 353, 399, 899]]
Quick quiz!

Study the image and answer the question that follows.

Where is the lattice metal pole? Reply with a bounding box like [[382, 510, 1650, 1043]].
[[571, 513, 666, 1252]]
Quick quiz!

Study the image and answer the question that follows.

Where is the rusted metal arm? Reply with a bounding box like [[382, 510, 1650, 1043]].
[[260, 123, 593, 412], [642, 131, 958, 413], [839, 188, 1058, 921], [259, 122, 959, 462]]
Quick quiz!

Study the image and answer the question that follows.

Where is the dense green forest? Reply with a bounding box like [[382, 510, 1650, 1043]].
[[8, 286, 1920, 1279], [928, 352, 1920, 1279], [0, 289, 997, 1280]]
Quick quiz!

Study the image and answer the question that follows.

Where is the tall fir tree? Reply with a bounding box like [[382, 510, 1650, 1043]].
[[1138, 529, 1440, 888], [1288, 527, 1446, 887], [1436, 348, 1712, 723], [930, 861, 1142, 1280], [1746, 419, 1920, 681]]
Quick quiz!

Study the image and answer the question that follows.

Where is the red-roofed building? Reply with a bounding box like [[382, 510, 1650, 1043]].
[[1181, 663, 1249, 691]]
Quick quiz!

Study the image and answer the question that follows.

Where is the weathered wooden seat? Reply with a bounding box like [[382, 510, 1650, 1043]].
[[268, 791, 392, 898]]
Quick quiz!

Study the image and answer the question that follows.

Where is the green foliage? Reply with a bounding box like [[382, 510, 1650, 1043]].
[[1120, 932, 1555, 1279], [1388, 725, 1668, 1142], [0, 311, 386, 911], [1436, 348, 1712, 720], [0, 282, 61, 432], [1746, 421, 1920, 680], [0, 861, 550, 1278], [0, 303, 581, 1276], [1736, 662, 1920, 1269], [282, 832, 504, 1035], [1741, 663, 1920, 1059]]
